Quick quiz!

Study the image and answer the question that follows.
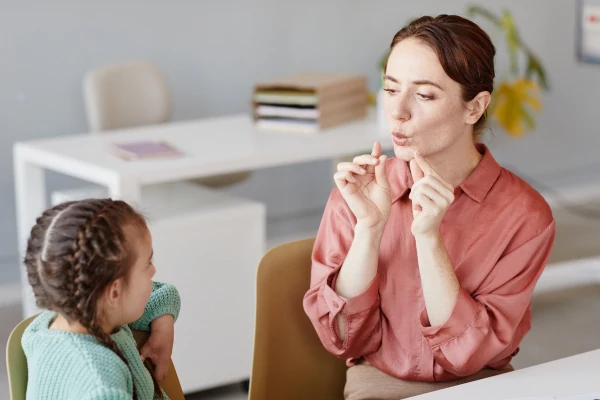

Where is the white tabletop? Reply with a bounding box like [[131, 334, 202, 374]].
[[14, 107, 392, 186], [412, 349, 600, 400]]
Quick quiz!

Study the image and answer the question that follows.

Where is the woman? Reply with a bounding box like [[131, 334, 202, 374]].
[[303, 14, 555, 400]]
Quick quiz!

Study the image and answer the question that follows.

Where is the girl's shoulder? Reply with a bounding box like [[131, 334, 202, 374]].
[[22, 311, 132, 379], [22, 312, 133, 396]]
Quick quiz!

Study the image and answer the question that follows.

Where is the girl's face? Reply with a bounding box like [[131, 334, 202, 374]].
[[101, 224, 156, 328]]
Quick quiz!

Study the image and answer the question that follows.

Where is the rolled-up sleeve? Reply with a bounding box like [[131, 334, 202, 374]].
[[303, 189, 382, 359], [420, 220, 556, 377], [129, 281, 181, 332]]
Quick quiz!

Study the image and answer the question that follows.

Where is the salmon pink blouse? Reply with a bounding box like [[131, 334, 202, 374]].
[[303, 144, 556, 382]]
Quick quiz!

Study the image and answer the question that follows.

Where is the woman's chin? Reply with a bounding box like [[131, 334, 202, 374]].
[[394, 146, 415, 161]]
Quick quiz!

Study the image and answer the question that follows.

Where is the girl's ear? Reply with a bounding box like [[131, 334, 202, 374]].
[[103, 278, 124, 309]]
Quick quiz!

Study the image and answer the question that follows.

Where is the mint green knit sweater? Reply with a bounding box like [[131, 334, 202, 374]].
[[22, 281, 181, 400]]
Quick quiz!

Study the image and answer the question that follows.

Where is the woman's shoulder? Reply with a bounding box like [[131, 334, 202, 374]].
[[326, 184, 353, 213], [495, 167, 554, 227]]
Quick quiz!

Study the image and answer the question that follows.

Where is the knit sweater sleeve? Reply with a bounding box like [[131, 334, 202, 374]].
[[83, 387, 132, 400], [129, 281, 181, 332]]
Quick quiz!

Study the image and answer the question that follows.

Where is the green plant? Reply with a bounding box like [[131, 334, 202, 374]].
[[467, 5, 549, 136]]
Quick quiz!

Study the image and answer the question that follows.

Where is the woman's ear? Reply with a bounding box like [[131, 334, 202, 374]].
[[465, 91, 491, 125]]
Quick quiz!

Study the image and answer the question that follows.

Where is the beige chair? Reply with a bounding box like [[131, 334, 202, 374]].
[[83, 60, 172, 132], [6, 315, 185, 400], [82, 59, 250, 188], [248, 241, 517, 400], [249, 238, 347, 400]]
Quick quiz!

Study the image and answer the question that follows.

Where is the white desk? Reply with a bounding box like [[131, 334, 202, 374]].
[[412, 349, 600, 400], [13, 107, 391, 317]]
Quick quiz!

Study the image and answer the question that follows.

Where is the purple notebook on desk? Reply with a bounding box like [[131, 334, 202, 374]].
[[110, 140, 183, 160]]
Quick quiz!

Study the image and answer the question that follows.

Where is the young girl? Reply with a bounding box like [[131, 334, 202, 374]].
[[21, 198, 181, 399]]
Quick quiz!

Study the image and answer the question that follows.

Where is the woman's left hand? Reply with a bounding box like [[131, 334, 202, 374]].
[[409, 152, 455, 237], [140, 314, 175, 381]]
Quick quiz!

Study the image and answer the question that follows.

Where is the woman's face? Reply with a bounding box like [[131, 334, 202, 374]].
[[383, 37, 475, 162]]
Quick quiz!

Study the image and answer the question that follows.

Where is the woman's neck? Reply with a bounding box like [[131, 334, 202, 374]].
[[425, 139, 483, 188]]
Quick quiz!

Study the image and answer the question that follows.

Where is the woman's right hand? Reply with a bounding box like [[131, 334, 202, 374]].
[[334, 141, 391, 231]]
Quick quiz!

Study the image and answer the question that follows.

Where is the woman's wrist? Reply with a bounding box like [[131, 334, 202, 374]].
[[414, 230, 442, 247], [354, 221, 385, 244]]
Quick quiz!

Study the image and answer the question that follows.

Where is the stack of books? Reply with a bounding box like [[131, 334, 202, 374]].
[[252, 73, 368, 134]]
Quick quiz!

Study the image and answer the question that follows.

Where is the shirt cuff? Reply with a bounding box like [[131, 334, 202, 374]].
[[322, 273, 380, 317], [420, 286, 480, 348]]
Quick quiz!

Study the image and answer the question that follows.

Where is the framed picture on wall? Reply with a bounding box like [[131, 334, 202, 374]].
[[577, 0, 600, 63]]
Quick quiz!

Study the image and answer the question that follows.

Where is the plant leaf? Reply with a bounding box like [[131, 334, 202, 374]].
[[491, 79, 541, 137], [466, 5, 502, 27], [524, 49, 549, 90], [500, 10, 521, 77]]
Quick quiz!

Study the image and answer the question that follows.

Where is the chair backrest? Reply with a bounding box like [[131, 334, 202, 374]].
[[83, 60, 172, 132], [6, 316, 184, 400], [249, 238, 347, 400], [6, 315, 36, 400], [131, 330, 185, 400]]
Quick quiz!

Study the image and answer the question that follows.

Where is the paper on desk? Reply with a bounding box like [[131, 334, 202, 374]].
[[508, 397, 554, 400], [509, 394, 600, 400], [557, 394, 600, 400], [256, 105, 320, 119]]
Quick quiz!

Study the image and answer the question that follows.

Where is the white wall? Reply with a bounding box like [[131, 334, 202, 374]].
[[1, 0, 599, 284]]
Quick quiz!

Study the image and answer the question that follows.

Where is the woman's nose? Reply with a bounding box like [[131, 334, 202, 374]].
[[391, 97, 411, 121]]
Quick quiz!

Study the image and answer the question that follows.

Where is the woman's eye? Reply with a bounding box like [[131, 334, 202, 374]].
[[417, 93, 434, 100]]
